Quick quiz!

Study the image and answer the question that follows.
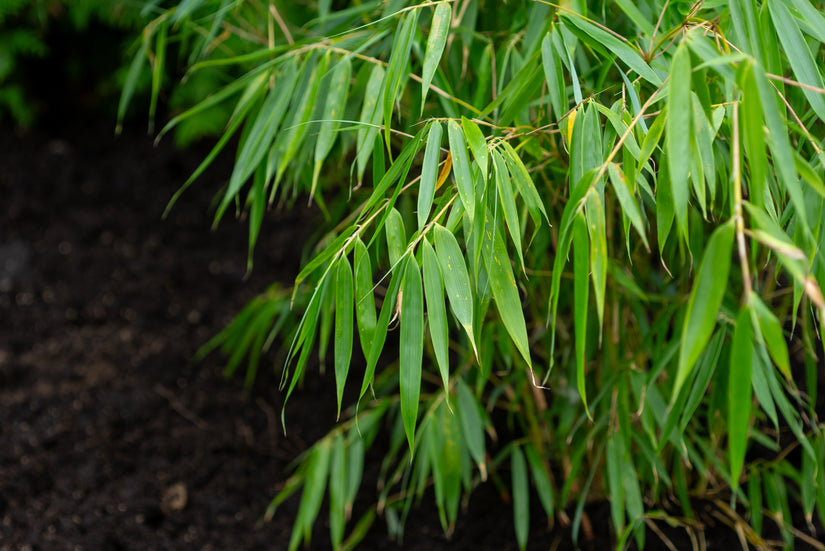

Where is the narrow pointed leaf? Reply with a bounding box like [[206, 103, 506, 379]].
[[607, 162, 648, 248], [673, 220, 735, 401], [400, 259, 424, 452], [385, 207, 406, 266], [334, 256, 354, 419], [353, 238, 376, 357], [384, 11, 418, 148], [421, 2, 451, 113], [422, 239, 449, 395], [573, 212, 590, 413], [511, 445, 529, 551], [329, 433, 347, 549], [487, 220, 532, 369], [448, 120, 476, 222], [541, 30, 568, 121], [666, 41, 692, 239], [312, 56, 352, 200], [492, 150, 524, 272], [768, 0, 825, 122], [433, 224, 477, 357], [419, 122, 442, 230], [559, 13, 662, 86], [462, 116, 488, 182], [456, 379, 486, 478], [729, 304, 753, 490]]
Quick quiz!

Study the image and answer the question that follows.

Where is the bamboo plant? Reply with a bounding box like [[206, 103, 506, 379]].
[[122, 0, 825, 548]]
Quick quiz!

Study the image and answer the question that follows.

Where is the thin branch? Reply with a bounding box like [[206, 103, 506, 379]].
[[732, 100, 753, 299]]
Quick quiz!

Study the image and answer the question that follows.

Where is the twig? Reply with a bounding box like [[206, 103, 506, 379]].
[[154, 384, 209, 430]]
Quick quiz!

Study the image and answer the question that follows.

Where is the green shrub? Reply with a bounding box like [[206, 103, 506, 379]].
[[0, 0, 144, 127], [124, 1, 825, 548]]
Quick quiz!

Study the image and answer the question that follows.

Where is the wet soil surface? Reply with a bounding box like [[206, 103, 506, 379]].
[[1, 121, 822, 551]]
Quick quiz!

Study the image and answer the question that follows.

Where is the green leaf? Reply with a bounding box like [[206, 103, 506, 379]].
[[289, 440, 332, 551], [353, 238, 376, 358], [768, 0, 825, 123], [666, 41, 692, 239], [433, 223, 477, 358], [385, 207, 406, 267], [728, 304, 753, 490], [524, 445, 555, 520], [456, 379, 486, 478], [750, 295, 791, 380], [312, 56, 352, 201], [585, 192, 607, 339], [229, 61, 299, 209], [500, 141, 549, 227], [400, 259, 424, 452], [673, 220, 735, 401], [447, 120, 476, 223], [329, 433, 346, 550], [356, 65, 385, 182], [360, 256, 405, 400], [462, 116, 488, 182], [486, 220, 532, 369], [573, 212, 590, 413], [418, 121, 442, 230], [334, 256, 354, 420], [492, 150, 524, 272], [422, 239, 449, 396], [117, 37, 150, 135], [421, 2, 451, 114], [559, 13, 662, 86], [541, 29, 568, 121], [607, 162, 648, 249], [384, 10, 418, 148], [511, 445, 529, 551], [738, 61, 767, 209]]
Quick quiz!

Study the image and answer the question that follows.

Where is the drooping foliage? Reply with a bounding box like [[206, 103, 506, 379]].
[[124, 1, 825, 548]]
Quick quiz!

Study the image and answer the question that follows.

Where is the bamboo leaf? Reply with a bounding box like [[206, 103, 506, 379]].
[[356, 65, 385, 182], [666, 41, 692, 239], [492, 150, 525, 272], [360, 257, 405, 399], [768, 0, 825, 122], [329, 433, 347, 549], [486, 219, 532, 369], [738, 61, 767, 209], [383, 10, 418, 148], [729, 304, 753, 490], [400, 259, 424, 451], [421, 2, 451, 113], [385, 207, 406, 267], [585, 192, 607, 339], [524, 444, 555, 520], [462, 116, 488, 182], [541, 29, 568, 121], [433, 224, 477, 357], [289, 440, 332, 551], [422, 239, 450, 396], [312, 56, 352, 201], [750, 295, 791, 380], [511, 445, 529, 551], [418, 121, 442, 230], [500, 141, 549, 227], [673, 220, 735, 401], [456, 379, 486, 479], [334, 256, 354, 420], [447, 120, 476, 223], [353, 238, 376, 358], [607, 162, 648, 249], [559, 13, 662, 86], [573, 212, 590, 413]]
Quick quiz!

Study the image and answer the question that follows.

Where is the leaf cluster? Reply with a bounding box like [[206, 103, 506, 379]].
[[125, 0, 825, 548]]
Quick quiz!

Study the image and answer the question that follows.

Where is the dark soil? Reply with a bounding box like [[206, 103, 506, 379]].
[[1, 120, 823, 551]]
